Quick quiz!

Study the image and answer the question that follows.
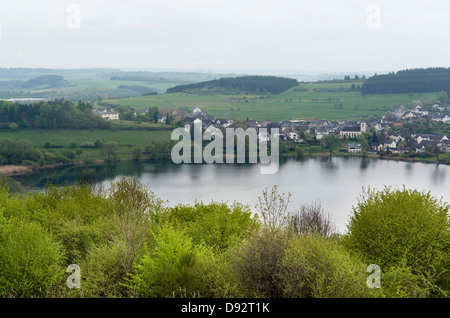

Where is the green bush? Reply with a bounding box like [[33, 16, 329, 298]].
[[231, 228, 291, 298], [77, 242, 129, 298], [345, 186, 450, 296], [131, 223, 205, 298], [231, 228, 374, 298], [163, 201, 259, 250], [0, 213, 65, 297], [279, 235, 374, 298]]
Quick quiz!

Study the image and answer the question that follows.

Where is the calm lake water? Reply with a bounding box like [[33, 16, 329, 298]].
[[11, 157, 450, 234]]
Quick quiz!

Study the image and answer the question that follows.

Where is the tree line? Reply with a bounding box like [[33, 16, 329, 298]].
[[166, 75, 299, 95], [361, 67, 450, 94], [0, 99, 109, 130]]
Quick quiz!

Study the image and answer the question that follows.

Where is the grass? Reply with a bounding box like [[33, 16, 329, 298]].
[[0, 129, 173, 162], [68, 79, 184, 92], [104, 81, 440, 122]]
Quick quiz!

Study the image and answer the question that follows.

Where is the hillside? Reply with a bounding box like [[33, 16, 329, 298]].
[[361, 67, 450, 94], [166, 75, 299, 95]]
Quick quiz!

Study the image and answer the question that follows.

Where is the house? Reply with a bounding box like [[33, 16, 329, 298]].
[[204, 125, 221, 137], [315, 127, 329, 140], [157, 114, 167, 124], [389, 133, 406, 144], [193, 107, 203, 115], [140, 107, 149, 115], [347, 142, 361, 153], [215, 118, 232, 127], [258, 131, 270, 143], [415, 134, 448, 144], [440, 141, 450, 153], [432, 115, 450, 124], [97, 109, 119, 120], [402, 112, 416, 120], [384, 140, 397, 150], [389, 148, 409, 154], [370, 142, 384, 152], [288, 131, 301, 142], [181, 117, 197, 132], [262, 119, 272, 127], [340, 122, 367, 139], [413, 140, 435, 153], [246, 119, 260, 128]]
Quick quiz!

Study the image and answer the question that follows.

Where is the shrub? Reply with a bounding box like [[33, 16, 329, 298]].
[[279, 235, 374, 298], [345, 186, 450, 295], [77, 243, 129, 298], [232, 228, 376, 298], [231, 228, 291, 298], [0, 213, 65, 297], [163, 201, 259, 250], [80, 142, 96, 148], [131, 224, 205, 298], [95, 138, 104, 148], [107, 177, 165, 273], [289, 200, 337, 239]]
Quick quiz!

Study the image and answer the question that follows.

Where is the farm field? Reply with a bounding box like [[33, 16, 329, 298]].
[[105, 81, 440, 122], [0, 129, 173, 162]]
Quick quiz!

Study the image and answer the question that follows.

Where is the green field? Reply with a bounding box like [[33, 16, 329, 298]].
[[0, 129, 172, 162], [105, 81, 440, 122], [68, 79, 184, 92]]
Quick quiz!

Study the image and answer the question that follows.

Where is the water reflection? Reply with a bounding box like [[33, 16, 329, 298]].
[[431, 164, 446, 185], [360, 158, 370, 170]]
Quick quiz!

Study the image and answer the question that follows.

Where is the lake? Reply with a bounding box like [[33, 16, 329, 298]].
[[10, 156, 450, 234]]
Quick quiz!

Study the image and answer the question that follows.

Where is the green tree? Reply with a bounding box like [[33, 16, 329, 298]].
[[320, 134, 341, 156], [131, 223, 205, 298], [345, 186, 450, 296], [0, 213, 65, 297], [133, 145, 144, 161], [104, 141, 118, 161]]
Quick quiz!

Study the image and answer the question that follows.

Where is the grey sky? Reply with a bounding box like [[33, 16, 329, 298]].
[[0, 0, 449, 75]]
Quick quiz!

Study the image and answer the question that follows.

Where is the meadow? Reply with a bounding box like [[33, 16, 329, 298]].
[[105, 81, 439, 122], [0, 129, 173, 162]]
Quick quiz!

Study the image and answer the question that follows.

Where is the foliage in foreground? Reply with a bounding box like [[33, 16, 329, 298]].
[[0, 178, 449, 298]]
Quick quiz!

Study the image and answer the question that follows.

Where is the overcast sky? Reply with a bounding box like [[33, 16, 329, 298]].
[[0, 0, 449, 75]]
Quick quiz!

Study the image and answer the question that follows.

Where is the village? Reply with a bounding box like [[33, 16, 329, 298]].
[[94, 102, 450, 158]]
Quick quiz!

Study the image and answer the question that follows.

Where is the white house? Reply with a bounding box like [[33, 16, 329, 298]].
[[204, 125, 221, 137], [384, 140, 397, 150], [288, 131, 298, 141], [157, 115, 167, 124], [193, 107, 203, 114], [347, 142, 361, 153], [258, 131, 270, 143], [101, 111, 119, 120]]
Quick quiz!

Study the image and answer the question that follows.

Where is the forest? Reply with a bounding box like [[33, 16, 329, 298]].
[[361, 67, 450, 94], [0, 178, 448, 298], [166, 75, 299, 95], [0, 100, 109, 130]]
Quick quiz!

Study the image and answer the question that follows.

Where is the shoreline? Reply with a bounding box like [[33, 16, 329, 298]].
[[0, 152, 446, 178]]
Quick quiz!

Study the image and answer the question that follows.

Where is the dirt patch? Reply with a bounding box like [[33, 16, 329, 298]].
[[0, 165, 35, 176]]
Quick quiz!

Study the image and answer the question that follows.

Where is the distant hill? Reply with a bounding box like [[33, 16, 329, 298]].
[[117, 85, 157, 94], [21, 75, 69, 89], [361, 67, 450, 94], [166, 75, 299, 95]]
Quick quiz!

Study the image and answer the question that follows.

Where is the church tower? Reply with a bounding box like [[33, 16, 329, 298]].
[[360, 121, 367, 133]]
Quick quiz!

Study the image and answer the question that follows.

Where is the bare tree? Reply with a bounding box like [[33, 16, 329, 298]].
[[255, 185, 292, 230], [289, 200, 336, 238]]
